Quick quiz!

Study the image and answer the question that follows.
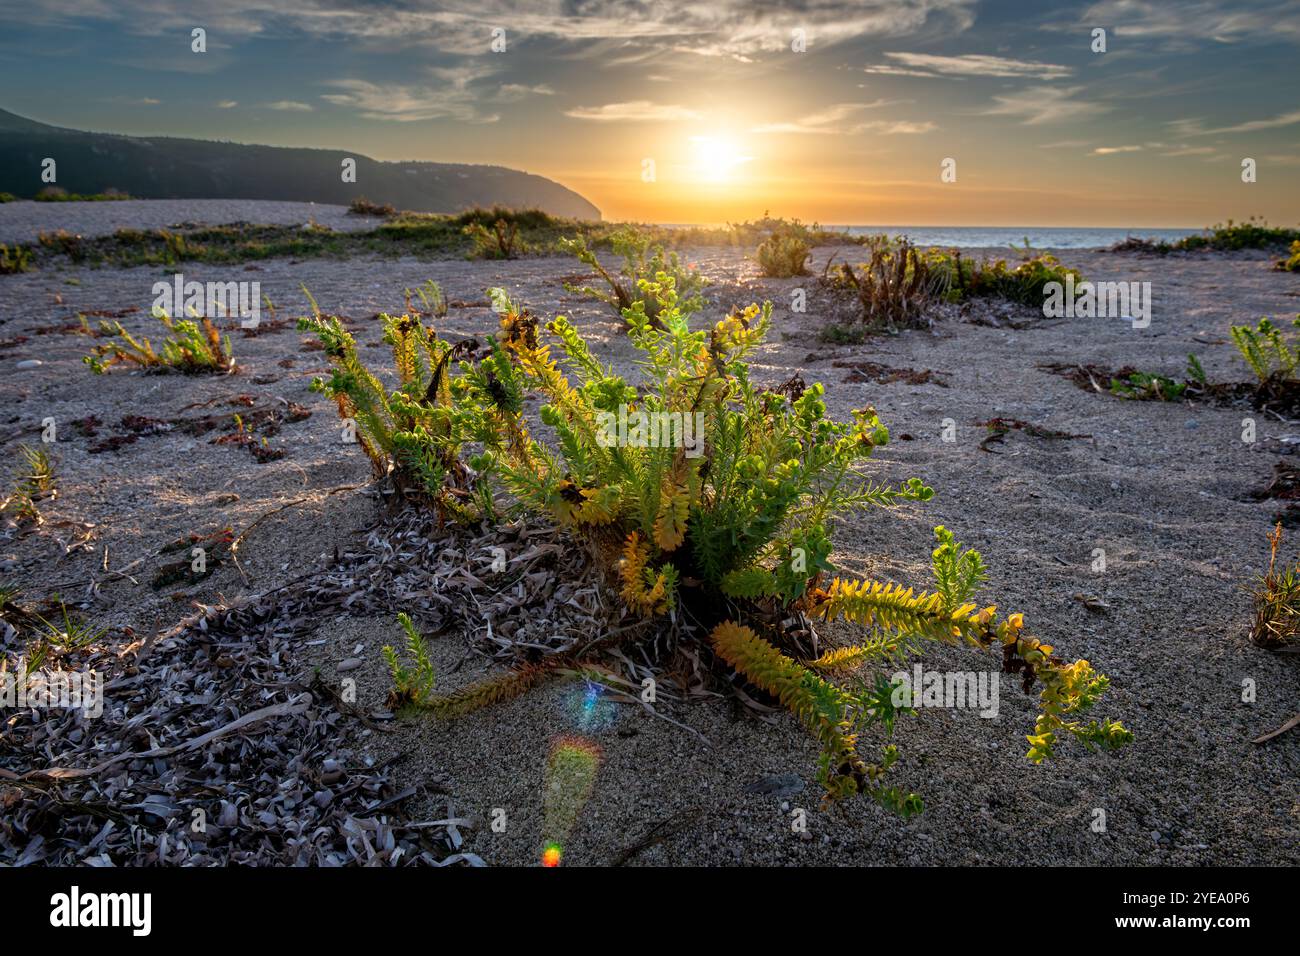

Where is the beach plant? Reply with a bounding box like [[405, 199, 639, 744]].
[[464, 218, 524, 259], [1, 445, 54, 523], [756, 230, 811, 278], [1230, 316, 1300, 385], [348, 196, 396, 217], [1109, 371, 1187, 401], [838, 239, 943, 329], [1277, 240, 1300, 273], [1250, 523, 1300, 650], [83, 308, 235, 374], [1176, 217, 1300, 252], [924, 249, 1084, 306], [0, 192, 15, 203], [384, 279, 1131, 809], [0, 243, 33, 274], [383, 612, 438, 709], [559, 229, 707, 325], [296, 283, 505, 521]]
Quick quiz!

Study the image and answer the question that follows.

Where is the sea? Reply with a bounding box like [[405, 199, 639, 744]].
[[836, 225, 1198, 249], [663, 224, 1201, 249]]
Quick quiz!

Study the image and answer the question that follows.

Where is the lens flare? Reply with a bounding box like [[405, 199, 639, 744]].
[[540, 737, 601, 865]]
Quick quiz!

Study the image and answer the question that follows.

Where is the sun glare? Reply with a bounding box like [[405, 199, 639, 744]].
[[688, 135, 751, 183]]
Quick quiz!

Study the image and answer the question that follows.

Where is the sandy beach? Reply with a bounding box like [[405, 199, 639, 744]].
[[1, 200, 1297, 866]]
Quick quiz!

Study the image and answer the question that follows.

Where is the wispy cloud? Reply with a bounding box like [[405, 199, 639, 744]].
[[1092, 145, 1142, 155], [321, 78, 498, 123], [867, 51, 1072, 79], [564, 100, 702, 122], [216, 100, 238, 109], [750, 100, 906, 134], [1169, 109, 1300, 136], [1079, 0, 1300, 44], [984, 86, 1108, 125], [265, 100, 313, 112], [496, 83, 554, 102]]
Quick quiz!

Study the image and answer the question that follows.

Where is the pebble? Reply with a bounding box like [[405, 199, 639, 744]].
[[337, 658, 362, 672], [15, 360, 41, 369]]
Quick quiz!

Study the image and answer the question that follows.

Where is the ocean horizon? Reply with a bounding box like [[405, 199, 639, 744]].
[[661, 223, 1202, 249]]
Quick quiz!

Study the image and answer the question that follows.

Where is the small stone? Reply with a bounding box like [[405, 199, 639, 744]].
[[337, 657, 362, 672], [15, 360, 42, 370]]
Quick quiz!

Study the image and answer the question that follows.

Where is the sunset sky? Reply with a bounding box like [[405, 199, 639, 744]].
[[1, 0, 1297, 226]]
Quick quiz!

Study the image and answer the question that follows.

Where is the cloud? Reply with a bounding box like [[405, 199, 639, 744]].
[[216, 100, 238, 109], [321, 78, 498, 123], [1092, 145, 1142, 154], [867, 51, 1072, 79], [1161, 145, 1216, 156], [265, 100, 314, 112], [10, 1, 980, 58], [496, 83, 554, 102], [564, 100, 702, 122], [1079, 0, 1300, 45], [984, 86, 1108, 125], [751, 100, 903, 134], [1169, 109, 1300, 136]]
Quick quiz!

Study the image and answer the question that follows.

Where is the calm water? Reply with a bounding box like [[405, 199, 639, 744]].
[[836, 225, 1198, 249]]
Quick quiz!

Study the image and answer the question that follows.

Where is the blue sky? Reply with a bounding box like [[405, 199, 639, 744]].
[[1, 0, 1297, 224]]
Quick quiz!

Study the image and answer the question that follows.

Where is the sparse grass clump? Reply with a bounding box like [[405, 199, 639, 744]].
[[1250, 523, 1300, 649], [559, 228, 707, 325], [1109, 370, 1187, 401], [756, 230, 811, 278], [346, 279, 1132, 808], [0, 243, 33, 274], [1, 445, 55, 523], [1177, 217, 1300, 251], [0, 192, 15, 203], [348, 196, 396, 217], [84, 309, 235, 374]]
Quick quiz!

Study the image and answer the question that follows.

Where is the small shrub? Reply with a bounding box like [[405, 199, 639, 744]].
[[0, 192, 15, 203], [1230, 316, 1300, 385], [37, 229, 86, 262], [84, 309, 235, 374], [296, 282, 504, 520], [1176, 217, 1300, 251], [348, 196, 396, 217], [1250, 523, 1300, 649], [464, 218, 524, 259], [837, 239, 942, 329], [388, 281, 1132, 807], [559, 228, 706, 325], [0, 243, 33, 274], [756, 231, 811, 278]]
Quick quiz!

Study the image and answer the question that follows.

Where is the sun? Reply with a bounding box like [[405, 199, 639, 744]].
[[688, 135, 751, 183]]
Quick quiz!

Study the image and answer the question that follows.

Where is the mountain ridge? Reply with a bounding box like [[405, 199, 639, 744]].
[[0, 108, 600, 219]]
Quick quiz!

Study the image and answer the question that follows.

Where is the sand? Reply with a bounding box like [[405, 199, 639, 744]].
[[1, 200, 1297, 866]]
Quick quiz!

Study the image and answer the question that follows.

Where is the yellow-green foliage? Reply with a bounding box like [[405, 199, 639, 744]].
[[1230, 315, 1300, 384], [1277, 240, 1300, 273], [0, 243, 33, 274], [559, 228, 707, 324], [1, 445, 54, 522], [756, 231, 811, 278], [297, 282, 513, 520], [330, 277, 1131, 808], [84, 308, 234, 374], [382, 612, 436, 709], [1250, 523, 1300, 649]]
